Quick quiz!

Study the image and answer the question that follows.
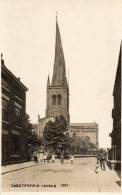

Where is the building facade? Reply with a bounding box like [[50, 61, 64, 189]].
[[69, 122, 98, 148], [108, 44, 121, 170], [32, 123, 38, 136], [1, 54, 28, 164], [37, 116, 55, 139]]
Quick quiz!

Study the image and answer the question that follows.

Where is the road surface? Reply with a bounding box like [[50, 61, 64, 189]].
[[2, 157, 121, 192]]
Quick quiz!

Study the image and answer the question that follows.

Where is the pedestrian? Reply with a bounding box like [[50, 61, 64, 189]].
[[36, 152, 39, 163], [99, 151, 106, 170], [60, 153, 64, 164], [70, 155, 74, 164], [99, 152, 103, 169], [52, 153, 55, 163], [33, 151, 37, 163], [39, 152, 43, 163], [95, 162, 100, 174], [47, 153, 51, 163], [43, 152, 47, 162], [102, 153, 106, 170], [97, 154, 100, 164]]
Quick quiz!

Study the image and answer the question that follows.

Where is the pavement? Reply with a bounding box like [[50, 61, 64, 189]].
[[2, 161, 44, 175], [2, 159, 62, 174], [1, 157, 121, 192]]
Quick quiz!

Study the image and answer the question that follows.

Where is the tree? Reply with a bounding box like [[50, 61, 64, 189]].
[[43, 115, 69, 153], [70, 134, 95, 155], [71, 135, 84, 154]]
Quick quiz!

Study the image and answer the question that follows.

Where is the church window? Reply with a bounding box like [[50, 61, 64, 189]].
[[52, 95, 56, 105], [57, 94, 61, 105]]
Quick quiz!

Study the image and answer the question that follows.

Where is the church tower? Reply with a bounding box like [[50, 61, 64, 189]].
[[46, 16, 70, 124]]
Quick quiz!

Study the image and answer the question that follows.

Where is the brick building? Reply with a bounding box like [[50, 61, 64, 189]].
[[1, 54, 28, 164], [108, 43, 121, 170]]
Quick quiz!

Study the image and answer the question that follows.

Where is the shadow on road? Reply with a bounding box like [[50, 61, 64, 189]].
[[115, 170, 121, 178], [115, 170, 121, 187]]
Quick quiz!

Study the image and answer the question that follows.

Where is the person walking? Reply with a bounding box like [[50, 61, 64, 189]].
[[70, 155, 74, 164], [60, 153, 64, 164], [33, 151, 37, 163], [47, 153, 51, 163], [97, 153, 100, 164], [52, 153, 55, 163], [36, 152, 39, 163], [99, 151, 103, 169], [99, 151, 106, 170], [43, 152, 47, 162], [95, 161, 100, 173], [102, 153, 106, 170], [39, 152, 43, 163]]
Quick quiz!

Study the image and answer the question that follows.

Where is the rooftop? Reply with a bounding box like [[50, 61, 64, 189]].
[[1, 55, 28, 91]]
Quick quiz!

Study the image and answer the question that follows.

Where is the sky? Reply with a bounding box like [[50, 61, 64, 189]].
[[0, 0, 122, 148]]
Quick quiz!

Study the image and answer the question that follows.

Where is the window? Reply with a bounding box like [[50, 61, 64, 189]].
[[2, 99, 8, 121], [15, 107, 21, 117], [52, 95, 56, 105], [15, 107, 21, 124], [2, 76, 8, 88], [57, 94, 62, 105]]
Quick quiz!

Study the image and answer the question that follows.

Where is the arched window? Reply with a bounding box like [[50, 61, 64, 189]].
[[52, 95, 56, 105], [57, 94, 61, 105]]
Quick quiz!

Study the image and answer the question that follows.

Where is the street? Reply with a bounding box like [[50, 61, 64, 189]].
[[2, 157, 121, 192]]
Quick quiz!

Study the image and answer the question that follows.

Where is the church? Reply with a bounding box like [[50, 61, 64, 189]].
[[37, 17, 98, 151]]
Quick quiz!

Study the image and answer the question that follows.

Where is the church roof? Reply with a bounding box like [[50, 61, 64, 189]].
[[69, 122, 98, 128], [51, 17, 68, 88]]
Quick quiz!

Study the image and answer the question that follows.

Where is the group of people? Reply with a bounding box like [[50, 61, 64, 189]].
[[33, 150, 74, 165], [33, 151, 55, 164]]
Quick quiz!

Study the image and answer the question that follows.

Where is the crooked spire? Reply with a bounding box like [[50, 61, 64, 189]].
[[51, 15, 68, 88]]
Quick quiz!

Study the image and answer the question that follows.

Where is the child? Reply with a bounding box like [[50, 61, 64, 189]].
[[36, 152, 39, 163], [60, 153, 64, 164], [52, 154, 55, 163], [70, 155, 74, 164], [33, 151, 37, 163], [95, 162, 100, 174]]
